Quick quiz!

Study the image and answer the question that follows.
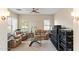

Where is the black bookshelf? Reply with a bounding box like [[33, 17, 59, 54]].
[[49, 25, 73, 51], [49, 25, 61, 50], [59, 29, 73, 51]]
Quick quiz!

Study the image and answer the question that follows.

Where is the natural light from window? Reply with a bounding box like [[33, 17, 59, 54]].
[[7, 16, 17, 33], [44, 20, 50, 30]]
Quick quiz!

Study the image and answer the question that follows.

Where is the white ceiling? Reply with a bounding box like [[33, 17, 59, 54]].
[[9, 8, 63, 15]]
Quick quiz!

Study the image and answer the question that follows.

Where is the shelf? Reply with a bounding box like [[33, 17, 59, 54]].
[[50, 25, 73, 51], [59, 29, 73, 51]]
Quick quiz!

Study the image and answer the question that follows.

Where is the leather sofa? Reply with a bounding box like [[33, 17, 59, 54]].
[[8, 34, 22, 49], [34, 29, 49, 41]]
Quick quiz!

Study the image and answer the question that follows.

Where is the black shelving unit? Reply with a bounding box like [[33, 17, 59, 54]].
[[49, 25, 61, 50], [49, 25, 73, 51], [59, 29, 73, 51]]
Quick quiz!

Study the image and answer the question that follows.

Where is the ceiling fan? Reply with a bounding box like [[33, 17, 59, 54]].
[[16, 8, 40, 14], [31, 8, 39, 13]]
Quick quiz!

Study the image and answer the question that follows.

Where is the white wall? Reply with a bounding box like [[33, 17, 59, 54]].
[[73, 20, 79, 51], [0, 9, 8, 51], [73, 9, 79, 51], [18, 14, 54, 32], [54, 9, 73, 29], [0, 20, 8, 51]]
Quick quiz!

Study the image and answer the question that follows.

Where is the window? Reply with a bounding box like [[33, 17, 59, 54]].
[[44, 20, 50, 30], [21, 20, 29, 32], [12, 17, 17, 32], [7, 16, 17, 33], [7, 16, 12, 33]]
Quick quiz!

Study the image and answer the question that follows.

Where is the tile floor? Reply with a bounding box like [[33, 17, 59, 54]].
[[11, 40, 56, 51]]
